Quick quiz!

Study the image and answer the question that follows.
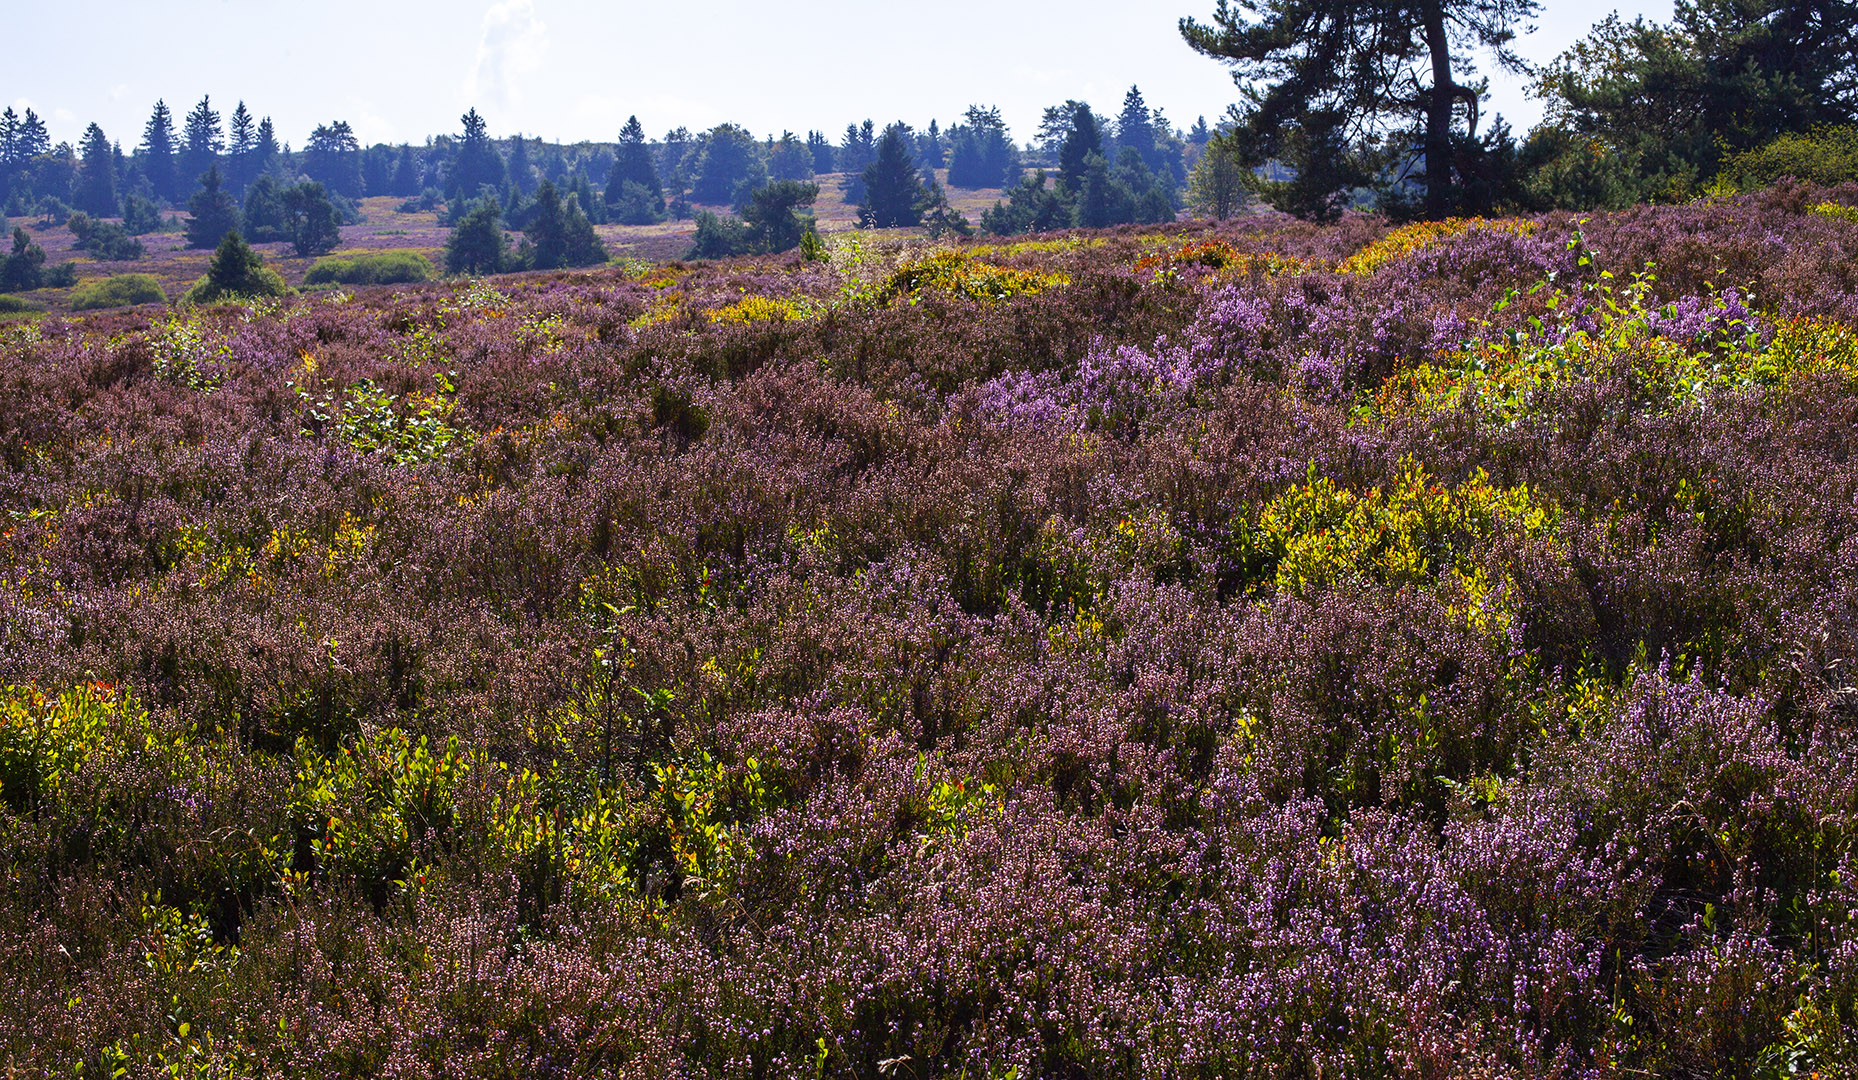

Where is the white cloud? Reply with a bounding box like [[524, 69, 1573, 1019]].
[[466, 0, 549, 112]]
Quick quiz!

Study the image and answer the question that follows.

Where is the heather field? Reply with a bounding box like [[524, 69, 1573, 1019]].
[[8, 183, 1858, 1078]]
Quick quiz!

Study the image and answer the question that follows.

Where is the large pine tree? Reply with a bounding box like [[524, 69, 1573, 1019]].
[[857, 124, 926, 229], [226, 102, 257, 194], [180, 96, 223, 192], [1181, 0, 1539, 220], [75, 123, 118, 217], [605, 115, 663, 222], [140, 101, 178, 203], [449, 109, 506, 202]]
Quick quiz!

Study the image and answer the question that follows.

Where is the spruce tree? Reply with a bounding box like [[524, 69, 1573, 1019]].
[[184, 165, 240, 249], [449, 109, 506, 202], [741, 180, 819, 253], [253, 118, 280, 180], [75, 123, 118, 217], [443, 197, 510, 274], [768, 132, 815, 182], [227, 102, 257, 194], [180, 97, 223, 193], [857, 125, 927, 229], [526, 181, 607, 269], [141, 101, 178, 203], [605, 116, 663, 220], [0, 227, 46, 292], [1056, 103, 1104, 198]]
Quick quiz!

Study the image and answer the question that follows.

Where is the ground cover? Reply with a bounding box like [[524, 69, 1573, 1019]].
[[3, 181, 1858, 1077]]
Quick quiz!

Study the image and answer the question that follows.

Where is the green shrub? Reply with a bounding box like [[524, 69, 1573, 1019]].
[[0, 294, 42, 315], [303, 250, 434, 287], [181, 232, 290, 305], [1723, 126, 1858, 190], [69, 273, 167, 310]]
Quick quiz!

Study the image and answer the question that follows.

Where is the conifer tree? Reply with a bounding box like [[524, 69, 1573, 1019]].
[[449, 109, 506, 202], [605, 116, 663, 221], [526, 180, 607, 269], [443, 196, 510, 274], [226, 102, 257, 194], [857, 124, 926, 229], [1056, 103, 1104, 199], [75, 124, 118, 217], [184, 230, 287, 303], [140, 101, 178, 203], [184, 165, 240, 249], [253, 118, 280, 180], [283, 181, 342, 257], [0, 227, 46, 292], [180, 96, 223, 192]]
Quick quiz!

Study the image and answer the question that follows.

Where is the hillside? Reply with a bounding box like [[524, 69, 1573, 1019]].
[[2, 184, 1858, 1075]]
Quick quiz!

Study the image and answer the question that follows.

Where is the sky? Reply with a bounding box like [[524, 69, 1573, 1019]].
[[11, 1, 1670, 151]]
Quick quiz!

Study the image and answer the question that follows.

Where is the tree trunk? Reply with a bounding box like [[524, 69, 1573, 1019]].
[[1422, 0, 1458, 219]]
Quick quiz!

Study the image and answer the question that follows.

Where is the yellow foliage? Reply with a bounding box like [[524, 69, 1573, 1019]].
[[1339, 218, 1539, 275]]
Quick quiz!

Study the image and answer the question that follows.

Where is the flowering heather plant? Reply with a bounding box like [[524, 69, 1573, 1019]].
[[3, 188, 1858, 1076]]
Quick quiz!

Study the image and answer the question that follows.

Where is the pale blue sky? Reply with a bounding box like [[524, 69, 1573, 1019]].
[[13, 1, 1668, 150]]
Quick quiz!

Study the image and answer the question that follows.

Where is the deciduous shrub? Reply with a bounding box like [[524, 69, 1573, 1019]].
[[68, 272, 167, 309], [303, 250, 435, 286]]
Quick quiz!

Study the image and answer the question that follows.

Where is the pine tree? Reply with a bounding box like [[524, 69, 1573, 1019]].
[[253, 118, 280, 180], [227, 102, 257, 194], [741, 180, 819, 253], [507, 135, 536, 194], [605, 116, 663, 220], [392, 145, 421, 197], [525, 180, 606, 269], [304, 121, 362, 198], [1057, 103, 1104, 197], [185, 165, 240, 249], [76, 124, 118, 217], [181, 96, 223, 191], [449, 109, 506, 202], [806, 130, 835, 174], [0, 110, 19, 170], [141, 101, 178, 202], [768, 132, 815, 182], [857, 124, 926, 229], [1114, 86, 1159, 171], [443, 197, 510, 274], [946, 106, 1020, 189], [1182, 0, 1540, 220]]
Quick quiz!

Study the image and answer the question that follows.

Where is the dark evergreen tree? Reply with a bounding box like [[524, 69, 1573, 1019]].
[[741, 180, 818, 252], [768, 132, 815, 181], [443, 196, 510, 274], [806, 130, 836, 173], [391, 145, 421, 197], [690, 124, 766, 205], [449, 109, 506, 202], [857, 124, 926, 229], [75, 124, 118, 217], [283, 181, 342, 257], [569, 172, 606, 225], [180, 97, 223, 192], [919, 120, 945, 168], [946, 106, 1021, 188], [526, 180, 607, 269], [241, 176, 291, 242], [659, 127, 693, 192], [186, 230, 287, 302], [838, 121, 877, 175], [605, 116, 663, 220], [1189, 116, 1213, 145], [980, 171, 1069, 235], [507, 135, 537, 194], [1181, 0, 1539, 220], [1055, 102, 1104, 200], [0, 227, 46, 292], [252, 118, 280, 180], [304, 122, 363, 198], [184, 165, 240, 249], [226, 102, 257, 194], [122, 193, 166, 235], [688, 209, 751, 259], [140, 100, 178, 203]]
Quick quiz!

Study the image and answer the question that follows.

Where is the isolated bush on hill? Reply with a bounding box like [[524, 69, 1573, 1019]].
[[68, 273, 166, 309], [181, 231, 287, 303], [66, 213, 144, 261], [1724, 126, 1858, 190], [302, 250, 433, 286]]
